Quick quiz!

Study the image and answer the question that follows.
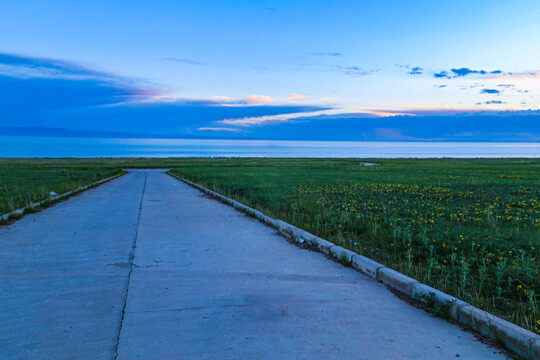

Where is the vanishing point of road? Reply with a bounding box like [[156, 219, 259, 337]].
[[0, 170, 508, 359]]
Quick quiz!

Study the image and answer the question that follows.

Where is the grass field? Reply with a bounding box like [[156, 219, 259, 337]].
[[0, 158, 538, 333], [0, 159, 123, 215]]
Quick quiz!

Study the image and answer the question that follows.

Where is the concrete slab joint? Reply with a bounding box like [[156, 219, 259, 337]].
[[532, 339, 540, 360], [169, 173, 540, 360], [410, 283, 465, 318], [377, 267, 418, 296], [457, 305, 538, 359], [351, 254, 384, 279], [329, 246, 356, 264]]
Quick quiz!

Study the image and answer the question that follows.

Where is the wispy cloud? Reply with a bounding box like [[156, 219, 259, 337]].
[[197, 127, 242, 132], [219, 107, 416, 127], [398, 65, 424, 75], [288, 93, 305, 100], [212, 95, 232, 101], [220, 109, 339, 126], [160, 57, 206, 66], [335, 65, 371, 76], [476, 100, 505, 105], [0, 53, 158, 91], [0, 53, 102, 79], [313, 52, 342, 57], [434, 71, 450, 78], [0, 52, 164, 112], [430, 68, 540, 86], [480, 89, 500, 94], [451, 68, 502, 77], [433, 67, 505, 79], [485, 70, 540, 81], [204, 94, 275, 106], [245, 94, 274, 104], [408, 66, 423, 75]]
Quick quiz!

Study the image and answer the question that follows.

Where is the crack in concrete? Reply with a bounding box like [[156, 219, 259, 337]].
[[126, 303, 251, 314], [112, 174, 147, 360]]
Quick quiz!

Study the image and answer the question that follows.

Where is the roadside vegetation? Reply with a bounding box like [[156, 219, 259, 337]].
[[1, 158, 538, 333], [0, 159, 122, 215]]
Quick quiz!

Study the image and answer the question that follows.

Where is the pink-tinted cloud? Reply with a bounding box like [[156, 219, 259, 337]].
[[355, 106, 526, 116], [212, 95, 232, 101], [197, 127, 242, 132], [288, 93, 305, 100], [246, 94, 274, 104], [486, 70, 540, 81]]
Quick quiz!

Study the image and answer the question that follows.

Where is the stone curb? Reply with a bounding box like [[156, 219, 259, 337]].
[[377, 267, 418, 296], [169, 173, 540, 359], [1, 172, 126, 222], [351, 254, 384, 279]]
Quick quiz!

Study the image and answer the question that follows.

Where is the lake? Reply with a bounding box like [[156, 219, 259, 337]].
[[0, 136, 539, 158]]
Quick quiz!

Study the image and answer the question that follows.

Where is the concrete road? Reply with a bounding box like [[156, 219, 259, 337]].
[[0, 169, 508, 359]]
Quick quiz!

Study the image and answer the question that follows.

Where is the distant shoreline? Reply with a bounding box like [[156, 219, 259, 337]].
[[0, 136, 539, 158], [1, 128, 539, 143]]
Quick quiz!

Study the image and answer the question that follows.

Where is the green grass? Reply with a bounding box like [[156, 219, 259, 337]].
[[0, 157, 538, 333], [0, 159, 123, 214], [168, 158, 540, 333]]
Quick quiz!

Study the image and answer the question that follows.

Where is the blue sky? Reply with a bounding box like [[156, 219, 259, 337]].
[[1, 0, 539, 140]]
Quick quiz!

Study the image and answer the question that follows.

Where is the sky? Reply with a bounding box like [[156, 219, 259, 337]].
[[1, 0, 539, 141]]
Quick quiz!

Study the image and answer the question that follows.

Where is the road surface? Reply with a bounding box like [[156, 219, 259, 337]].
[[0, 169, 508, 359]]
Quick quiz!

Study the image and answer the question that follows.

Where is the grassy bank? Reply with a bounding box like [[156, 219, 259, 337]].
[[169, 158, 540, 334], [0, 159, 124, 215]]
